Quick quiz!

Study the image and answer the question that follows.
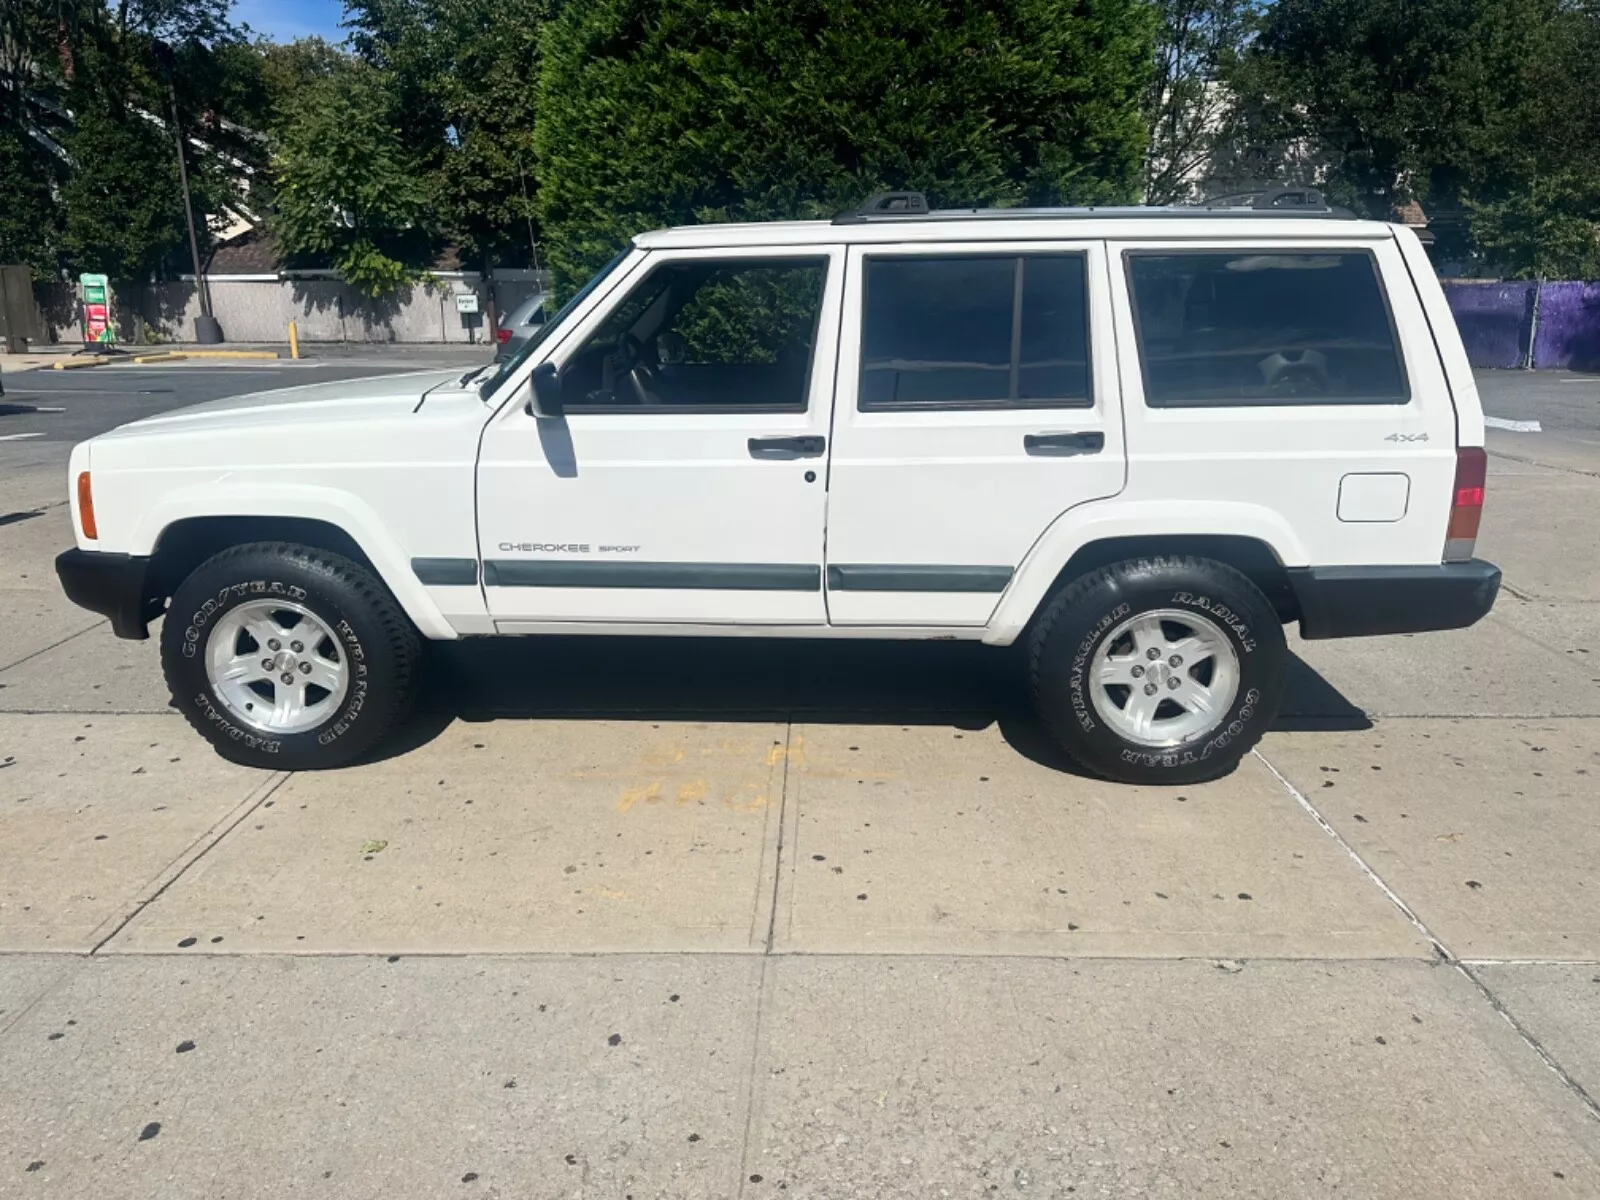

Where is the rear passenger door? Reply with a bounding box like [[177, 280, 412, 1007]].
[[1109, 238, 1457, 568], [824, 241, 1125, 626]]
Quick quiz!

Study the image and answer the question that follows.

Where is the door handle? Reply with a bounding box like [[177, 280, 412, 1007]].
[[748, 435, 825, 459], [1024, 431, 1105, 456]]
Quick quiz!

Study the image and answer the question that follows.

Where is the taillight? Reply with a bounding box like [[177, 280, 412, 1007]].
[[1444, 446, 1486, 562], [77, 471, 97, 540], [496, 328, 512, 345]]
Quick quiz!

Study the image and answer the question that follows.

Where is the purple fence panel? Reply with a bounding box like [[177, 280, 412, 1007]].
[[1442, 282, 1535, 369], [1532, 281, 1600, 371]]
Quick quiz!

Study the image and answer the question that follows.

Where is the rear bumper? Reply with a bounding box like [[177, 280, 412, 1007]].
[[1288, 560, 1501, 640], [55, 549, 160, 640]]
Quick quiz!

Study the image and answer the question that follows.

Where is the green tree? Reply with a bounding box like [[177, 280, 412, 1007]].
[[21, 0, 259, 282], [427, 0, 547, 273], [2, 0, 72, 275], [0, 126, 62, 278], [59, 93, 189, 280], [1225, 0, 1600, 275], [535, 0, 1156, 294], [1143, 0, 1261, 203], [1460, 3, 1600, 277], [346, 0, 549, 273], [270, 64, 433, 295], [257, 36, 353, 113]]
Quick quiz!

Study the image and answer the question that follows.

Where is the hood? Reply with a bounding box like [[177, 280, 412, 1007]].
[[111, 368, 470, 434]]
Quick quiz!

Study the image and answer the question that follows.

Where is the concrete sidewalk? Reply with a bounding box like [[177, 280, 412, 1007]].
[[3, 384, 1600, 1197]]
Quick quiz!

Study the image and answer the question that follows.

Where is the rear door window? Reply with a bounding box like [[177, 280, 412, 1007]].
[[859, 254, 1091, 409], [1125, 250, 1408, 407]]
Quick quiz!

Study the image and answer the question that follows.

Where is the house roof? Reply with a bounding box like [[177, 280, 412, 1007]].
[[203, 230, 475, 278], [1393, 200, 1428, 227], [204, 228, 280, 275]]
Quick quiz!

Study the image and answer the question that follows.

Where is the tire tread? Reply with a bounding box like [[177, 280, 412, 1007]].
[[1026, 555, 1284, 783], [161, 541, 421, 767]]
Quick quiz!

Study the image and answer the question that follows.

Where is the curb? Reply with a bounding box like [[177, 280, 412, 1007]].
[[132, 351, 282, 364]]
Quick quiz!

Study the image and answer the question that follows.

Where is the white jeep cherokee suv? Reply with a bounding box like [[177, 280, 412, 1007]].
[[56, 191, 1500, 784]]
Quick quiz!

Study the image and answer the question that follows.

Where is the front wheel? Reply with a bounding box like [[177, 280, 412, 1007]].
[[1027, 556, 1287, 784], [161, 542, 421, 770]]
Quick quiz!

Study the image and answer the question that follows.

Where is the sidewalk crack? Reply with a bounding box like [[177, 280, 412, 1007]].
[[88, 770, 292, 954], [1254, 747, 1600, 1125], [761, 721, 793, 956], [733, 718, 793, 1197], [0, 619, 105, 674]]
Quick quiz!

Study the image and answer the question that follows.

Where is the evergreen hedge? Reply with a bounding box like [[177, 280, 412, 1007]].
[[535, 0, 1155, 293]]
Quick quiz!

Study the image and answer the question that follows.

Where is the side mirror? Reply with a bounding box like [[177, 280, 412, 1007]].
[[528, 361, 564, 419]]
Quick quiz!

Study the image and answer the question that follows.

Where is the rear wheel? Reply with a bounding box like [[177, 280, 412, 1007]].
[[1028, 556, 1286, 784], [161, 542, 420, 770]]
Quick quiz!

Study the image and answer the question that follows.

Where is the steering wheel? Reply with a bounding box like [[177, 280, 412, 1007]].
[[618, 332, 660, 405]]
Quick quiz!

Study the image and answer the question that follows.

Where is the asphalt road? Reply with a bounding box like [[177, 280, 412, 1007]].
[[0, 348, 488, 453], [1478, 368, 1600, 435]]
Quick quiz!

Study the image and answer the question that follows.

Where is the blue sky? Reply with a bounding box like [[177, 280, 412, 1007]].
[[233, 0, 347, 44]]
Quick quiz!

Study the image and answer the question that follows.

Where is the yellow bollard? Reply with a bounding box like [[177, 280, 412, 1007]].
[[288, 320, 300, 360]]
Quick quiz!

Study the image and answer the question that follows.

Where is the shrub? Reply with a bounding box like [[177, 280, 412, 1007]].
[[535, 0, 1155, 293]]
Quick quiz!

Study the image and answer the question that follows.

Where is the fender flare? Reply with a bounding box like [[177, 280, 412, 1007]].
[[983, 499, 1308, 645], [132, 483, 458, 641]]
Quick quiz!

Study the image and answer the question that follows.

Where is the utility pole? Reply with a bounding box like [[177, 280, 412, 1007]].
[[155, 41, 223, 343]]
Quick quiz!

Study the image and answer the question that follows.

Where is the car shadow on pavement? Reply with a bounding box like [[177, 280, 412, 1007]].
[[366, 638, 1371, 774]]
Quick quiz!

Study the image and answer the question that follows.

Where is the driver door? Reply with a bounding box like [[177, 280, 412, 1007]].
[[476, 245, 843, 627]]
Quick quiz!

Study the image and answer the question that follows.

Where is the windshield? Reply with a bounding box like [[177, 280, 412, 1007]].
[[478, 250, 631, 401]]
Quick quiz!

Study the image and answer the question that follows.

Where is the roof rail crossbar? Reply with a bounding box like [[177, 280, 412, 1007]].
[[1201, 184, 1334, 212], [833, 191, 930, 224]]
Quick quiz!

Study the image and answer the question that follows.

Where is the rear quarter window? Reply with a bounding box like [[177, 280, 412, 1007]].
[[1125, 249, 1409, 407]]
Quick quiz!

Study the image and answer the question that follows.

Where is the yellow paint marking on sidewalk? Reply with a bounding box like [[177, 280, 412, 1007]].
[[617, 780, 662, 813], [133, 352, 187, 364], [52, 356, 110, 370], [722, 783, 768, 814]]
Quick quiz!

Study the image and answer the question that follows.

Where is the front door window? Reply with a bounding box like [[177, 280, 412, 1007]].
[[557, 258, 829, 412]]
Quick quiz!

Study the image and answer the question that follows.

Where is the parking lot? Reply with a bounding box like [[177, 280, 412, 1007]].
[[2, 353, 1599, 1197]]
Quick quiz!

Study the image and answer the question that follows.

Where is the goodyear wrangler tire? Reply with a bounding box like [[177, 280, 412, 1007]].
[[161, 542, 421, 770], [1028, 556, 1286, 785]]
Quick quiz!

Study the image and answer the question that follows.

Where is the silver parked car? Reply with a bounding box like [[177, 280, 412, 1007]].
[[494, 290, 549, 361]]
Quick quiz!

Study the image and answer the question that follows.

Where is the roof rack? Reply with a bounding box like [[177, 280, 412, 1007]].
[[831, 185, 1356, 225], [1199, 184, 1344, 213], [840, 191, 931, 220]]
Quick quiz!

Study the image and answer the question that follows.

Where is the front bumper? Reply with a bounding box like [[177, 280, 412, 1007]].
[[55, 549, 161, 640], [1288, 559, 1502, 640]]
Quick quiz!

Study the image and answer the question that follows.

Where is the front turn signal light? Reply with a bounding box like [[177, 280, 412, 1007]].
[[77, 471, 97, 540]]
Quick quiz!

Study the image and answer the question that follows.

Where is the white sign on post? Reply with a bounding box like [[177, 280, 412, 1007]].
[[454, 293, 480, 315]]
